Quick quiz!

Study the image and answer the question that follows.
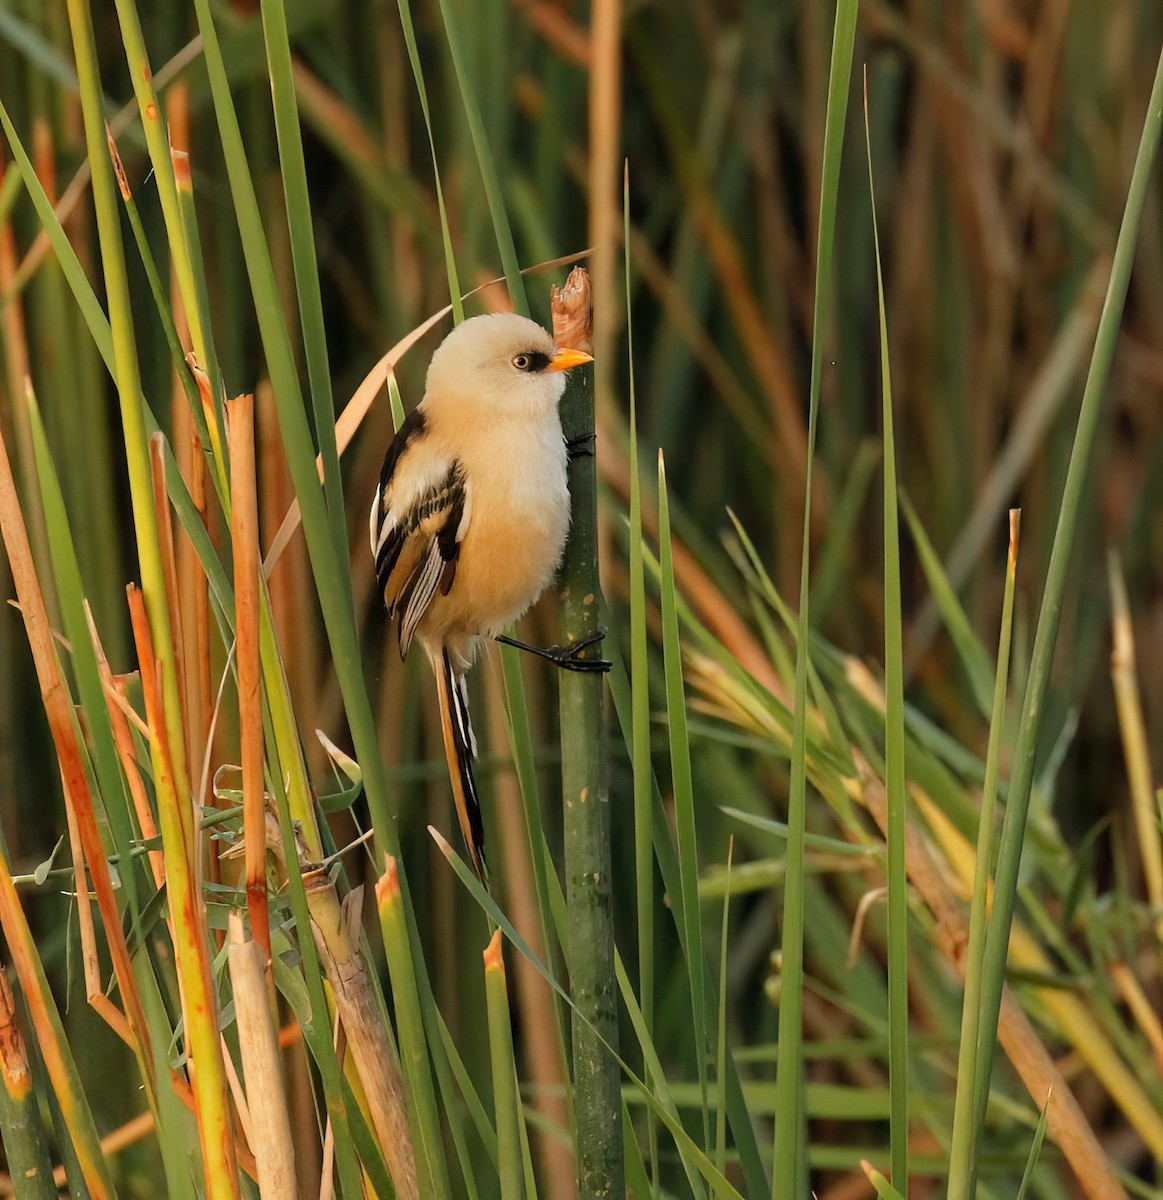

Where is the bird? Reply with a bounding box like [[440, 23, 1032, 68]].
[[369, 312, 607, 882]]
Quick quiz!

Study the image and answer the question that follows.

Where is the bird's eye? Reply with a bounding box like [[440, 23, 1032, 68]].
[[512, 354, 532, 371]]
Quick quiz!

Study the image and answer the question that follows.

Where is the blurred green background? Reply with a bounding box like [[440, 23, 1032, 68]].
[[2, 1, 1163, 1196]]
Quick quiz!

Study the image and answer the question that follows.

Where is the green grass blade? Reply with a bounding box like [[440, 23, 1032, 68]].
[[25, 392, 140, 924], [658, 450, 710, 1148], [604, 614, 769, 1196], [772, 3, 859, 1192], [1015, 1089, 1052, 1200], [947, 513, 1020, 1200], [484, 934, 525, 1200], [258, 0, 348, 567], [863, 74, 909, 1192], [377, 860, 452, 1200], [430, 830, 743, 1200], [429, 0, 527, 314], [862, 1161, 906, 1200], [64, 0, 191, 805], [0, 99, 113, 371], [109, 0, 218, 385], [714, 841, 733, 1173], [625, 163, 658, 1189], [394, 0, 464, 322], [972, 43, 1163, 1145]]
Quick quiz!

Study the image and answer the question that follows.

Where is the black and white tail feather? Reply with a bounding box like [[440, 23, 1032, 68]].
[[433, 648, 487, 882]]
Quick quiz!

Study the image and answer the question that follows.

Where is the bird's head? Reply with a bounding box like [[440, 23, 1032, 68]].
[[424, 313, 593, 417]]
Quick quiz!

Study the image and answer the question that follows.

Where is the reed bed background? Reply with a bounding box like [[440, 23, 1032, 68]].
[[0, 1, 1162, 1197]]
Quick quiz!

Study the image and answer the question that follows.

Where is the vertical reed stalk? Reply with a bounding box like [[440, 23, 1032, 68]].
[[226, 395, 271, 966], [484, 932, 524, 1200], [1107, 552, 1163, 940], [972, 43, 1163, 1141], [376, 856, 452, 1200], [0, 970, 55, 1200], [127, 588, 240, 1200], [553, 268, 623, 1196], [227, 914, 298, 1199], [302, 868, 419, 1200], [947, 512, 1020, 1199]]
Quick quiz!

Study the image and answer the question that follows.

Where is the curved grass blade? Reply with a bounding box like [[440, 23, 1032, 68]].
[[625, 162, 658, 1188], [394, 0, 464, 322], [429, 0, 527, 314], [972, 42, 1163, 1146], [863, 70, 909, 1192], [429, 828, 743, 1200], [946, 512, 1020, 1200], [772, 5, 859, 1193], [258, 0, 348, 568], [484, 933, 524, 1200], [1015, 1089, 1052, 1200], [658, 451, 710, 1148]]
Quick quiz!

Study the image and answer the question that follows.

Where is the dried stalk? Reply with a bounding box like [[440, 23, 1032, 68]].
[[0, 419, 152, 1072], [227, 914, 298, 1199], [301, 867, 418, 1200], [1107, 552, 1163, 940], [226, 394, 271, 966], [553, 267, 623, 1198], [859, 777, 1127, 1200], [0, 970, 54, 1199]]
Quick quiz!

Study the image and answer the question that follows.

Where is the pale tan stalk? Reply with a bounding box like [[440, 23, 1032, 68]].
[[1107, 552, 1163, 939], [226, 395, 271, 966], [227, 914, 298, 1199], [301, 869, 418, 1200]]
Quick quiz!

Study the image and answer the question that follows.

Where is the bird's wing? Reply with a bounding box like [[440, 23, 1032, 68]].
[[370, 408, 472, 658]]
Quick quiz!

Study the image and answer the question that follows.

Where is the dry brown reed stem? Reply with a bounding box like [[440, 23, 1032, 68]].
[[1110, 961, 1163, 1078], [0, 438, 119, 1196], [227, 913, 299, 1199], [86, 602, 166, 886], [857, 775, 1127, 1200], [1107, 551, 1163, 938], [0, 420, 153, 1061], [519, 0, 591, 66], [59, 772, 133, 1048], [226, 394, 272, 967], [0, 967, 52, 1197], [0, 974, 31, 1108], [587, 0, 621, 417], [301, 867, 418, 1200]]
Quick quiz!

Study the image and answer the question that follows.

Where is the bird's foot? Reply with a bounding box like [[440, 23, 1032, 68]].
[[495, 626, 611, 673], [566, 432, 596, 460]]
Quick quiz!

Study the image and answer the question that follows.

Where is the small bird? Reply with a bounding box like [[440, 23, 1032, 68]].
[[370, 313, 605, 881]]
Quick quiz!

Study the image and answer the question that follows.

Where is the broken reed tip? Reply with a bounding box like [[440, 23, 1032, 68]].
[[483, 928, 504, 975], [551, 266, 592, 355], [376, 855, 401, 905]]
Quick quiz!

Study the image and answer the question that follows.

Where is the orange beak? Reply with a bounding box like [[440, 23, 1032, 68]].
[[545, 347, 594, 373]]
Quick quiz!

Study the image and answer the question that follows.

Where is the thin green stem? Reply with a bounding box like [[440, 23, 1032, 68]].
[[558, 341, 622, 1196]]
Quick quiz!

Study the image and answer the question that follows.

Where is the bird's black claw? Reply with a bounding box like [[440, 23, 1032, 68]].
[[495, 626, 611, 672], [566, 432, 596, 459], [552, 626, 611, 672]]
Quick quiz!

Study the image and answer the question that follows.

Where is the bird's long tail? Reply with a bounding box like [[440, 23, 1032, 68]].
[[433, 648, 487, 882]]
